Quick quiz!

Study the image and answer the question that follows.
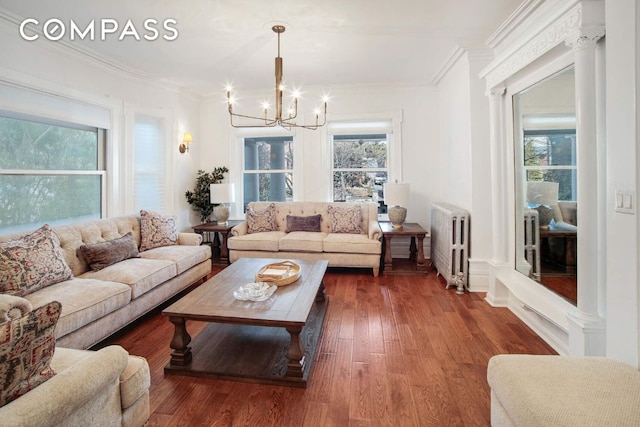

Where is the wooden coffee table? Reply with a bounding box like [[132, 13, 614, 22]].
[[162, 258, 329, 387]]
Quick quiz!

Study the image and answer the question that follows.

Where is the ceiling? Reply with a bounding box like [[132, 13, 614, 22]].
[[0, 0, 522, 94]]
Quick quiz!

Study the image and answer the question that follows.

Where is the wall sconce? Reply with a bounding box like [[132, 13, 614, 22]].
[[179, 133, 193, 153]]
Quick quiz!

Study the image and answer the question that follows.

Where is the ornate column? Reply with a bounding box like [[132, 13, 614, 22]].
[[485, 86, 511, 305], [565, 28, 606, 356]]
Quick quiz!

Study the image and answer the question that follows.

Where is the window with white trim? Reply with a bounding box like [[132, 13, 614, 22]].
[[0, 112, 105, 233], [134, 114, 167, 212], [242, 136, 293, 211], [329, 119, 397, 216]]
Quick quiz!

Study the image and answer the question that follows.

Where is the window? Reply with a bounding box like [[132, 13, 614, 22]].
[[523, 129, 577, 201], [331, 130, 389, 215], [134, 115, 166, 212], [242, 136, 293, 210], [0, 112, 105, 233]]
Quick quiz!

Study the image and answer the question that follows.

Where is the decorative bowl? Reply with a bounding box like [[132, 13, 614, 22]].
[[255, 260, 301, 286]]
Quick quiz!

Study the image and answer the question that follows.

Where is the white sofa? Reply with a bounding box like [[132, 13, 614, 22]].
[[228, 202, 382, 276], [487, 354, 640, 426], [0, 214, 211, 350]]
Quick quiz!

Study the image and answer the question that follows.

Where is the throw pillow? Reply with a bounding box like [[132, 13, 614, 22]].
[[327, 205, 363, 234], [79, 232, 140, 271], [0, 300, 61, 408], [286, 214, 322, 233], [139, 210, 178, 251], [0, 225, 73, 296], [247, 203, 278, 234]]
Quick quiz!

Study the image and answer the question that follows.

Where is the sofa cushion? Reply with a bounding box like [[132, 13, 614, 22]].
[[228, 231, 284, 252], [0, 300, 61, 407], [23, 278, 131, 339], [140, 244, 211, 275], [80, 258, 176, 299], [247, 203, 277, 233], [323, 233, 381, 254], [327, 205, 363, 234], [0, 225, 73, 296], [279, 232, 326, 253], [79, 232, 140, 271], [286, 214, 322, 233], [140, 210, 178, 251]]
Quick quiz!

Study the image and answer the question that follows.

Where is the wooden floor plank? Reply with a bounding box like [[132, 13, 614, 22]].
[[100, 266, 556, 426]]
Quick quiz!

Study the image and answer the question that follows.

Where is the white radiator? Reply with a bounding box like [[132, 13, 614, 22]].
[[430, 203, 469, 294], [523, 209, 541, 281]]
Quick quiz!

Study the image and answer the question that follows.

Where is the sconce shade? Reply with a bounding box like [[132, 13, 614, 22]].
[[383, 182, 410, 207], [183, 133, 193, 143], [210, 183, 236, 204]]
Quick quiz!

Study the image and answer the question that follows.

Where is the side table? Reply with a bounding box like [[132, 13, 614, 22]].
[[379, 222, 428, 274], [192, 220, 242, 266]]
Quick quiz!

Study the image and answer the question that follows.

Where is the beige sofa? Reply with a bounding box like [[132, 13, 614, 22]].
[[228, 202, 382, 276], [0, 215, 211, 350], [487, 354, 640, 426], [0, 345, 150, 427], [0, 293, 151, 427]]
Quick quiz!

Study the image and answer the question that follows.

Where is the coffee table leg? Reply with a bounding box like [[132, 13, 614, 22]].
[[285, 326, 305, 378], [168, 316, 192, 366], [316, 280, 326, 302]]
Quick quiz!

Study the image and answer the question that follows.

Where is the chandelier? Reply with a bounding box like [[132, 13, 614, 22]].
[[225, 25, 328, 130]]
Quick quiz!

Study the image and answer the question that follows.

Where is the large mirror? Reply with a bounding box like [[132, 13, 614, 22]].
[[513, 65, 577, 305]]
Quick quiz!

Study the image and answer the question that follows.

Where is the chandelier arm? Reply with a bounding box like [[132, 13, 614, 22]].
[[225, 25, 328, 130]]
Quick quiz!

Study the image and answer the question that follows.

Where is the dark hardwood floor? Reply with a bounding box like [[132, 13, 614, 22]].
[[102, 265, 556, 426]]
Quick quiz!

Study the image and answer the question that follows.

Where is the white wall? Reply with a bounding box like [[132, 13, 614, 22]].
[[436, 50, 493, 289], [605, 0, 640, 366], [199, 84, 441, 234], [0, 20, 201, 232]]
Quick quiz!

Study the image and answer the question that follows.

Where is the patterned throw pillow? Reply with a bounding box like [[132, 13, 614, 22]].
[[79, 232, 140, 271], [0, 225, 73, 296], [140, 210, 179, 251], [327, 205, 363, 234], [247, 203, 278, 234], [0, 300, 61, 408], [286, 214, 322, 233]]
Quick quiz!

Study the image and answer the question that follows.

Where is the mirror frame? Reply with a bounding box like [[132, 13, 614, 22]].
[[480, 0, 605, 356]]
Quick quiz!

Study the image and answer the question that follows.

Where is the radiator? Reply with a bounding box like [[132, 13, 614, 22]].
[[430, 203, 469, 294], [523, 209, 541, 281]]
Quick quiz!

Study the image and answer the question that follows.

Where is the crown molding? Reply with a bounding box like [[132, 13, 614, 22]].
[[480, 0, 605, 90], [431, 45, 493, 85], [485, 0, 545, 48], [0, 7, 199, 100]]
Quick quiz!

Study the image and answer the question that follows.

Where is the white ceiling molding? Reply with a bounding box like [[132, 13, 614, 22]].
[[481, 3, 587, 90], [0, 7, 196, 97], [432, 45, 494, 85]]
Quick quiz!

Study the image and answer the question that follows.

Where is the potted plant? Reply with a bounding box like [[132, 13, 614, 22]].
[[185, 167, 229, 222]]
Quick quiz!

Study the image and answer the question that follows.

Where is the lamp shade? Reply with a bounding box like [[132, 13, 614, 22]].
[[383, 182, 410, 207], [183, 133, 193, 143], [210, 183, 236, 204]]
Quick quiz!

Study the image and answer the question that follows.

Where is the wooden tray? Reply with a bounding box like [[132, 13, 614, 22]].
[[255, 261, 301, 286]]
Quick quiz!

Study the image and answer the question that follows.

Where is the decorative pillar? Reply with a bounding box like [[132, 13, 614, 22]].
[[565, 28, 606, 356], [485, 86, 511, 305]]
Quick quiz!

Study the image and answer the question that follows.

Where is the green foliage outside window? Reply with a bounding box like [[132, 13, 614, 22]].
[[0, 116, 102, 232]]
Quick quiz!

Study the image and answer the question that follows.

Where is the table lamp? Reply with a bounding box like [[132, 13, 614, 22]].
[[383, 182, 410, 228], [210, 183, 236, 225]]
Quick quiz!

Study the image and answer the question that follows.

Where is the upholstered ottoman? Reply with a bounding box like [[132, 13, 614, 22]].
[[487, 354, 640, 426]]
